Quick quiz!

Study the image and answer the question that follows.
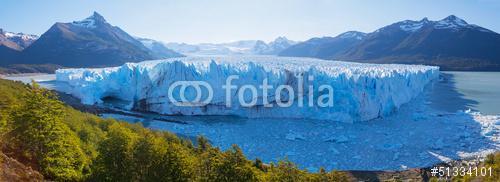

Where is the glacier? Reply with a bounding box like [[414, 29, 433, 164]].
[[56, 56, 439, 122]]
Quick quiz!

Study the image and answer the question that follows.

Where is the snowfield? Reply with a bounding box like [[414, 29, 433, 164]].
[[56, 56, 439, 122]]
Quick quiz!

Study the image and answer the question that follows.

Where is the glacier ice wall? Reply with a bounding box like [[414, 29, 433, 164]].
[[56, 56, 439, 122]]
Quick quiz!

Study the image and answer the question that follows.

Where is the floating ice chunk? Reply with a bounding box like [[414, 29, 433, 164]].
[[431, 138, 448, 150], [328, 147, 340, 154], [306, 167, 318, 172], [285, 151, 296, 156], [412, 113, 428, 121], [324, 135, 349, 143], [400, 165, 408, 170], [428, 151, 453, 162], [286, 132, 306, 141], [393, 152, 400, 160]]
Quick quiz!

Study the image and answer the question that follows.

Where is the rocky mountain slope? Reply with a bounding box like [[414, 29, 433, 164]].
[[0, 29, 38, 65], [279, 15, 500, 71], [19, 12, 173, 67]]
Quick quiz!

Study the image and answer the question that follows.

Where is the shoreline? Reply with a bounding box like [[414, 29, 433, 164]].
[[0, 73, 54, 77], [54, 90, 189, 125]]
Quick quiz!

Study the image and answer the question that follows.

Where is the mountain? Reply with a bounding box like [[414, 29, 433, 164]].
[[252, 37, 297, 55], [19, 12, 181, 67], [136, 37, 184, 58], [278, 31, 366, 59], [165, 40, 256, 55], [0, 46, 19, 66], [165, 37, 297, 56], [0, 31, 20, 65], [163, 42, 200, 55], [188, 40, 259, 55], [0, 29, 38, 65], [279, 15, 500, 71], [0, 29, 38, 51]]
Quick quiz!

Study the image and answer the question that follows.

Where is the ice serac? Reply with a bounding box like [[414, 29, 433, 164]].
[[56, 56, 439, 122]]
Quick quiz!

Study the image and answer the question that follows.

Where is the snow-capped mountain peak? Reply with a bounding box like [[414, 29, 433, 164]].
[[72, 11, 107, 28], [269, 36, 296, 47], [1, 28, 35, 40], [0, 28, 39, 50], [398, 18, 431, 32], [3, 31, 38, 41], [442, 15, 467, 24], [272, 36, 292, 44], [165, 37, 297, 56], [434, 15, 468, 30], [338, 31, 367, 40], [135, 37, 156, 49], [251, 36, 297, 55], [395, 15, 476, 32], [136, 37, 184, 58], [89, 12, 106, 22]]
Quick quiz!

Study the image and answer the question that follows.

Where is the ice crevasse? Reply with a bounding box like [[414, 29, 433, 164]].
[[56, 56, 439, 122]]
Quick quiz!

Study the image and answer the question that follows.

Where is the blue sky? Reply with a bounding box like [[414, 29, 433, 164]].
[[1, 0, 499, 44]]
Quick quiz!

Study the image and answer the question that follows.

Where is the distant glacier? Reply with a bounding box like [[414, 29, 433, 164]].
[[56, 56, 439, 122]]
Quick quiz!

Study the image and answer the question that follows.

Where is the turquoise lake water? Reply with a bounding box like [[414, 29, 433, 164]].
[[427, 71, 500, 115]]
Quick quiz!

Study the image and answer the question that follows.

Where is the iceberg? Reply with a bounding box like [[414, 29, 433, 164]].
[[56, 56, 439, 122]]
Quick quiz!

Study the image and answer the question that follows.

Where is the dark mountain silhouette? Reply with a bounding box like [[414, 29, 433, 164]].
[[278, 31, 366, 59], [279, 15, 500, 71], [18, 12, 182, 68]]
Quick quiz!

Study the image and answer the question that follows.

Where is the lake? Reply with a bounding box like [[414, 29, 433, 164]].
[[427, 71, 500, 115]]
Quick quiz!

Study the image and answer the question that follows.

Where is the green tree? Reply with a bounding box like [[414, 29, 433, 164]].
[[196, 144, 257, 182], [8, 82, 86, 181], [132, 131, 193, 182], [196, 136, 211, 153], [314, 168, 348, 182], [218, 145, 257, 181], [131, 132, 164, 181], [254, 158, 266, 171], [264, 159, 306, 182], [91, 123, 138, 181], [0, 111, 6, 140], [195, 145, 221, 181], [145, 142, 194, 181]]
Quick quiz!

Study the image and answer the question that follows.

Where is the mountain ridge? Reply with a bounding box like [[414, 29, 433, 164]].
[[1, 12, 183, 69], [0, 29, 39, 66], [279, 15, 500, 71], [278, 31, 366, 59], [2, 14, 500, 71], [165, 37, 298, 56]]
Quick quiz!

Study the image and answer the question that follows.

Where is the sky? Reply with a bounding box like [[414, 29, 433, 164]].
[[1, 0, 499, 44]]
